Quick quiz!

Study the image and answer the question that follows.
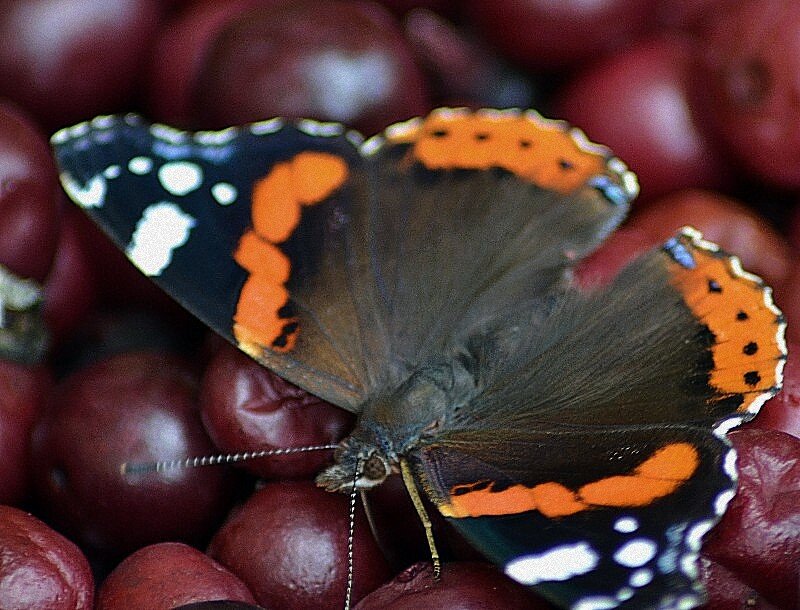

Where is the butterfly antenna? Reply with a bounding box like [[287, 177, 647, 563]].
[[344, 458, 360, 610], [120, 444, 339, 476], [400, 457, 441, 579]]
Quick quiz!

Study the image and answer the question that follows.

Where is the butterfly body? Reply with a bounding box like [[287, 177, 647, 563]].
[[52, 108, 785, 610]]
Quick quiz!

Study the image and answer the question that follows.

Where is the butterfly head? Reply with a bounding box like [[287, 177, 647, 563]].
[[315, 436, 394, 493]]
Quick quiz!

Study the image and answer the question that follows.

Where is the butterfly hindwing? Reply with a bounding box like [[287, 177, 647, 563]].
[[410, 228, 785, 608], [416, 424, 735, 609]]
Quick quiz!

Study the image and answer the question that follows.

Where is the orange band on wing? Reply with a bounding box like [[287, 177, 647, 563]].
[[438, 442, 699, 519], [233, 152, 349, 354], [666, 233, 784, 410], [385, 109, 608, 193]]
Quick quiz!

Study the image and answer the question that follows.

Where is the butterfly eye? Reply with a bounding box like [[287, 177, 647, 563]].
[[360, 452, 390, 486]]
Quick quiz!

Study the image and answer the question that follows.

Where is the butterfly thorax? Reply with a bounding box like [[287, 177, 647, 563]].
[[315, 359, 477, 493]]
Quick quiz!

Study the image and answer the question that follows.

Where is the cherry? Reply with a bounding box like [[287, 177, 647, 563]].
[[145, 0, 262, 128], [627, 189, 791, 291], [776, 266, 800, 345], [96, 542, 256, 610], [0, 100, 59, 282], [30, 351, 238, 560], [200, 342, 354, 479], [0, 361, 50, 506], [701, 428, 800, 609], [464, 0, 655, 70], [0, 0, 163, 129], [190, 0, 430, 134], [693, 0, 800, 188], [355, 561, 547, 609], [402, 9, 535, 109], [43, 205, 97, 346], [207, 480, 391, 609], [0, 505, 94, 610], [551, 35, 730, 202], [698, 557, 782, 610]]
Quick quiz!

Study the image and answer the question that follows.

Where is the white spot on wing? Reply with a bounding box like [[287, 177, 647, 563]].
[[158, 161, 203, 196], [211, 182, 237, 206], [126, 202, 196, 276], [613, 538, 657, 568], [629, 568, 653, 588], [505, 542, 598, 585], [573, 596, 618, 610], [103, 165, 121, 179], [129, 156, 153, 175], [61, 173, 106, 208], [613, 517, 639, 533]]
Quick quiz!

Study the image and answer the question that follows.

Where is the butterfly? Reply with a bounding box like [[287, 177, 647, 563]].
[[52, 107, 786, 609]]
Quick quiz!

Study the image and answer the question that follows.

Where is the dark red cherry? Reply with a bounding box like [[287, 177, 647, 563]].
[[551, 36, 730, 202], [627, 189, 791, 291], [0, 100, 60, 282], [0, 505, 94, 609], [96, 542, 257, 610], [701, 428, 800, 609], [354, 561, 548, 609], [776, 266, 800, 345], [200, 342, 354, 479], [693, 0, 800, 188], [0, 361, 50, 505], [191, 0, 430, 134], [402, 8, 535, 109], [207, 481, 391, 609], [0, 0, 163, 128], [146, 0, 262, 127], [464, 0, 655, 70], [43, 206, 97, 345], [30, 351, 237, 560]]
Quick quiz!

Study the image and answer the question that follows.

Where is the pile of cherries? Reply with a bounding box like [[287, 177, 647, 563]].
[[0, 0, 798, 608]]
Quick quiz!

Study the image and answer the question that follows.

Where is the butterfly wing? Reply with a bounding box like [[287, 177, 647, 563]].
[[411, 229, 786, 608], [53, 115, 376, 410], [361, 108, 636, 369], [53, 109, 636, 408]]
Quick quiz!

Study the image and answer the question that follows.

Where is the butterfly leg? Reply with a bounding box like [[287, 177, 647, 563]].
[[400, 457, 441, 579]]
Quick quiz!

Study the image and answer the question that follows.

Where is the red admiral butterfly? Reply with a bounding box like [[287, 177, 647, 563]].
[[52, 108, 786, 609]]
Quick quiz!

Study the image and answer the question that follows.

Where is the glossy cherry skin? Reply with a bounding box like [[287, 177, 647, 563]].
[[207, 480, 391, 609], [0, 505, 94, 609], [96, 542, 257, 610], [749, 342, 800, 440], [354, 561, 547, 609], [0, 0, 163, 129], [30, 351, 237, 560], [191, 0, 430, 134], [551, 35, 730, 202], [200, 342, 354, 479], [0, 100, 60, 282], [693, 0, 800, 188], [626, 189, 791, 291], [700, 428, 800, 609], [465, 0, 655, 70]]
